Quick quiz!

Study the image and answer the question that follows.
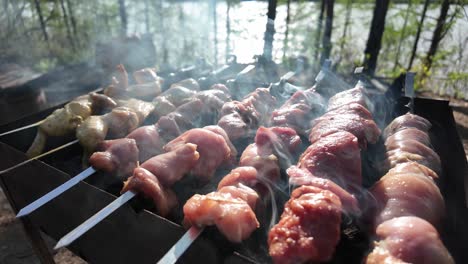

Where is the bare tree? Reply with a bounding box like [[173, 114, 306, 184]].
[[144, 0, 150, 33], [65, 0, 77, 38], [313, 0, 325, 67], [33, 0, 49, 43], [407, 0, 430, 70], [320, 0, 335, 65], [423, 0, 450, 73], [282, 0, 291, 62], [339, 0, 352, 54], [211, 0, 218, 66], [59, 0, 75, 50], [118, 0, 128, 36], [154, 0, 167, 64], [225, 1, 231, 63], [263, 0, 278, 60], [363, 0, 390, 75], [393, 0, 411, 72]]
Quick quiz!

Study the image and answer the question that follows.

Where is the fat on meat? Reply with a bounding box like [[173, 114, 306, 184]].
[[89, 138, 139, 178], [370, 172, 445, 227], [287, 166, 360, 214], [383, 113, 431, 139], [298, 131, 362, 192], [139, 143, 200, 186], [164, 128, 233, 181], [183, 188, 260, 243], [268, 186, 342, 264], [366, 217, 454, 264], [383, 139, 442, 176]]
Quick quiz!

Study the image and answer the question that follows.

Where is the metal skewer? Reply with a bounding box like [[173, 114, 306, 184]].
[[405, 72, 416, 113], [0, 139, 79, 175], [156, 226, 204, 264], [16, 166, 96, 218], [54, 190, 136, 249], [0, 120, 43, 137]]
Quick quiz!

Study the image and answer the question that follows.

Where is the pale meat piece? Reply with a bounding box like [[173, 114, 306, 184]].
[[203, 125, 238, 165], [218, 184, 259, 210], [217, 111, 249, 140], [270, 89, 325, 135], [241, 88, 277, 125], [126, 125, 164, 162], [287, 166, 360, 214], [385, 127, 431, 147], [384, 139, 442, 176], [254, 126, 302, 157], [89, 138, 139, 178], [169, 78, 200, 91], [308, 106, 381, 149], [139, 143, 200, 186], [310, 103, 374, 128], [326, 85, 371, 111], [239, 144, 280, 183], [121, 167, 178, 217], [366, 217, 454, 264], [218, 166, 261, 190], [183, 188, 260, 243], [268, 186, 342, 264], [383, 113, 431, 139], [298, 131, 362, 192], [133, 68, 159, 84], [105, 65, 162, 99], [76, 107, 139, 155], [164, 128, 233, 181], [386, 162, 438, 180], [117, 98, 154, 124], [370, 172, 445, 227], [152, 85, 197, 117]]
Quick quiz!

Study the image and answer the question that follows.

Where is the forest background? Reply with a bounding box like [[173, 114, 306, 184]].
[[0, 0, 467, 98]]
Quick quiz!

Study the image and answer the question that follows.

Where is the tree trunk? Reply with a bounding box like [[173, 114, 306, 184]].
[[178, 5, 188, 61], [320, 0, 334, 65], [3, 0, 11, 32], [393, 0, 411, 72], [363, 0, 390, 75], [407, 0, 429, 70], [339, 0, 352, 54], [283, 0, 291, 62], [225, 2, 231, 63], [212, 0, 218, 66], [423, 0, 450, 73], [59, 0, 75, 50], [144, 0, 150, 33], [118, 0, 128, 36], [65, 0, 77, 39], [313, 0, 325, 66], [154, 0, 168, 64], [263, 0, 278, 60], [33, 0, 49, 43]]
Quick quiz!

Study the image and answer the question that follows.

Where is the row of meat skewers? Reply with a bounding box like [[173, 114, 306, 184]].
[[5, 63, 455, 263]]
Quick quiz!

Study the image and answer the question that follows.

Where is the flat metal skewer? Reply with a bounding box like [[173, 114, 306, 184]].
[[0, 139, 79, 175], [16, 166, 97, 218], [0, 120, 43, 137], [156, 226, 204, 264], [54, 190, 136, 249]]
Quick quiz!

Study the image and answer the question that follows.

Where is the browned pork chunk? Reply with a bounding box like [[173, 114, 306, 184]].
[[327, 86, 371, 111], [383, 113, 431, 139], [366, 217, 454, 264], [268, 186, 342, 264]]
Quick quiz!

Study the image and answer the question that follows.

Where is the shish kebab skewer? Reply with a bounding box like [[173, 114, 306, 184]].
[[16, 63, 269, 217], [53, 71, 298, 250], [15, 80, 234, 218]]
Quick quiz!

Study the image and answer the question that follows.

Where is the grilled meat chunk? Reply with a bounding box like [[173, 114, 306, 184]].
[[89, 138, 139, 178]]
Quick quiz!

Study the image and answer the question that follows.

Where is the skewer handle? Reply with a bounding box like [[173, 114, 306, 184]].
[[54, 190, 136, 249], [156, 226, 204, 264], [16, 167, 97, 218]]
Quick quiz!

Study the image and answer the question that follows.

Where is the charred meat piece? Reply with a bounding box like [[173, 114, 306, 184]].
[[327, 85, 371, 111], [308, 104, 381, 149], [268, 186, 342, 264], [270, 88, 325, 135], [287, 166, 360, 214], [89, 138, 139, 178], [183, 186, 260, 243], [164, 128, 234, 182], [138, 143, 199, 187], [383, 113, 431, 139], [298, 131, 362, 192], [366, 217, 454, 264], [370, 172, 445, 227], [122, 167, 178, 217]]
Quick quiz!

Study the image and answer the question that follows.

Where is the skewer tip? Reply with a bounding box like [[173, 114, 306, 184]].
[[16, 209, 29, 218], [54, 239, 68, 250]]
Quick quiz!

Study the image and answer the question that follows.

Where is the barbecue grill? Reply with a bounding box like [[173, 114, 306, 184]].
[[0, 64, 467, 264]]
